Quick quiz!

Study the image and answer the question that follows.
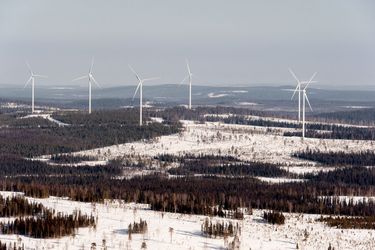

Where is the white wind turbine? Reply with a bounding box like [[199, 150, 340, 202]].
[[72, 58, 100, 114], [290, 68, 317, 123], [129, 65, 159, 126], [24, 62, 47, 113], [180, 59, 193, 109], [301, 72, 317, 139]]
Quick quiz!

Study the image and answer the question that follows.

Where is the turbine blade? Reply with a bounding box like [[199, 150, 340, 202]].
[[288, 68, 300, 84], [24, 76, 32, 88], [304, 72, 317, 90], [33, 74, 48, 78], [132, 82, 141, 100], [305, 93, 313, 112], [72, 75, 88, 82], [90, 75, 101, 88], [143, 77, 159, 82], [180, 75, 189, 85], [128, 64, 141, 82], [186, 59, 191, 75], [290, 84, 299, 100], [25, 61, 33, 75], [89, 57, 94, 73]]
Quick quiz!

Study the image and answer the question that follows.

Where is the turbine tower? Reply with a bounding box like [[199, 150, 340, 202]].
[[73, 58, 100, 114], [180, 59, 193, 109], [129, 65, 159, 126], [290, 68, 317, 123], [301, 72, 317, 139], [24, 62, 47, 113]]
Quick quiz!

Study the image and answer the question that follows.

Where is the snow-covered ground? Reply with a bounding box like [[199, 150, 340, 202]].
[[0, 193, 373, 250], [257, 176, 306, 183], [237, 102, 259, 106], [19, 114, 70, 127], [208, 93, 229, 98], [73, 120, 375, 172]]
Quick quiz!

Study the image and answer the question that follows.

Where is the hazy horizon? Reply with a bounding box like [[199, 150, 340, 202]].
[[0, 0, 374, 88]]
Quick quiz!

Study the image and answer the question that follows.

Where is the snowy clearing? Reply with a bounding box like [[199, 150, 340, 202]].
[[0, 193, 373, 249], [73, 120, 375, 170]]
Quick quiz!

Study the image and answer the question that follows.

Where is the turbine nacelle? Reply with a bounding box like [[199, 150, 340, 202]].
[[129, 65, 159, 100]]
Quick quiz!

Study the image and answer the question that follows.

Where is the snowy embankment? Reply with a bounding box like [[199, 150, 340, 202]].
[[73, 120, 375, 174], [0, 193, 373, 249], [19, 113, 70, 127]]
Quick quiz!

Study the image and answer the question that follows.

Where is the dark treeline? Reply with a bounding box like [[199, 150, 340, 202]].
[[284, 125, 375, 140], [215, 116, 375, 141], [0, 194, 96, 238], [0, 241, 24, 250], [50, 153, 97, 163], [0, 210, 96, 238], [263, 211, 285, 225], [148, 106, 278, 123], [156, 153, 292, 177], [0, 154, 121, 176], [52, 109, 143, 125], [306, 166, 375, 186], [201, 218, 239, 238], [315, 108, 375, 126], [0, 195, 44, 217], [128, 219, 148, 234], [294, 150, 375, 166], [168, 162, 292, 178], [318, 215, 375, 229], [3, 174, 375, 218], [0, 109, 181, 157], [205, 116, 300, 129]]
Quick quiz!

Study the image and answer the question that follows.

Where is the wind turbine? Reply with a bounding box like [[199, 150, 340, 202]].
[[72, 58, 100, 114], [129, 65, 159, 126], [180, 59, 193, 109], [301, 72, 317, 139], [24, 62, 47, 113], [290, 68, 317, 123]]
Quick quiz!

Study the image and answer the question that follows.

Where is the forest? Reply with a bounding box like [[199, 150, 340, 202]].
[[0, 209, 96, 238], [165, 154, 293, 177], [50, 153, 97, 163], [3, 172, 375, 218], [305, 166, 375, 186], [0, 109, 181, 157], [0, 194, 95, 238], [201, 218, 239, 238], [263, 211, 285, 225], [128, 219, 148, 234], [293, 150, 375, 166], [0, 154, 121, 177], [318, 215, 375, 229], [315, 108, 375, 126], [284, 125, 375, 140], [0, 195, 44, 217]]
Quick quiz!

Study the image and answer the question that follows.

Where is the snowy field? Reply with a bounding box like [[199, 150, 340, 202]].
[[72, 120, 375, 174], [19, 114, 70, 127], [0, 192, 374, 250]]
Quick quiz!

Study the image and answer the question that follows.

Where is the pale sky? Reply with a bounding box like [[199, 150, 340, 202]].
[[0, 0, 374, 88]]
